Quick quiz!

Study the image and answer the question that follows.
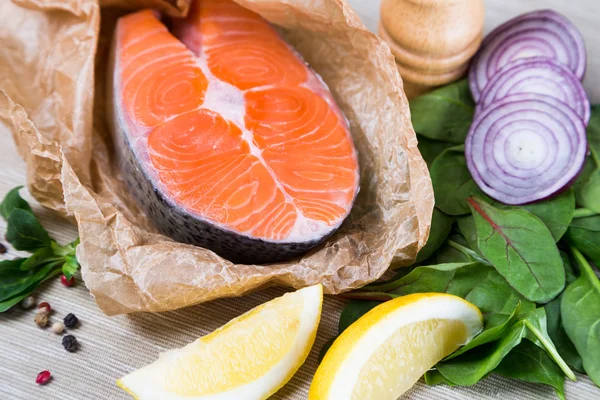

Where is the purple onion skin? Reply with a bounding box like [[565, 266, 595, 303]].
[[469, 9, 587, 101], [476, 57, 590, 125]]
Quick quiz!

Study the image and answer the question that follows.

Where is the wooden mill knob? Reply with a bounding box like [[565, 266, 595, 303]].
[[379, 0, 485, 98]]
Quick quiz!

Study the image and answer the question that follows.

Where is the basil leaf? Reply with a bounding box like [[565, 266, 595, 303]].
[[431, 146, 485, 215], [417, 136, 455, 167], [410, 79, 475, 144], [565, 214, 600, 265], [6, 208, 51, 252], [0, 186, 32, 221], [561, 248, 600, 386], [415, 209, 453, 263], [468, 197, 565, 303], [494, 340, 566, 400]]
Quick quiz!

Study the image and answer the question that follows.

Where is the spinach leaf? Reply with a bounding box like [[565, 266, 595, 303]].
[[565, 214, 600, 265], [0, 186, 32, 221], [561, 247, 600, 386], [494, 340, 566, 400], [424, 370, 458, 386], [417, 136, 455, 167], [574, 105, 600, 212], [338, 300, 380, 333], [6, 208, 51, 252], [436, 309, 574, 385], [415, 208, 453, 263], [457, 216, 481, 255], [409, 79, 475, 144], [545, 297, 584, 372], [431, 146, 485, 215], [515, 190, 575, 242], [468, 197, 565, 303]]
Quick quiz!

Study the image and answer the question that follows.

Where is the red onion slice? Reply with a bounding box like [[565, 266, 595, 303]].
[[478, 57, 590, 125], [466, 93, 587, 205], [469, 10, 586, 101]]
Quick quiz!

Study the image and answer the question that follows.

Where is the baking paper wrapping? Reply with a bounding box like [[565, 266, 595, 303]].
[[0, 0, 433, 315]]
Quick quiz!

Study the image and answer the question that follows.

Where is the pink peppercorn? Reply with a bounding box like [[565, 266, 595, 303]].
[[35, 370, 51, 385], [60, 275, 75, 287]]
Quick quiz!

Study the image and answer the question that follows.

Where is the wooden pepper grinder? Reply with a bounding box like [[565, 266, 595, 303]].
[[379, 0, 485, 98]]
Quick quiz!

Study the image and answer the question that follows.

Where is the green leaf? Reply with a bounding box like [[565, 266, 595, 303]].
[[0, 290, 33, 312], [565, 214, 600, 265], [20, 247, 61, 271], [494, 340, 566, 400], [447, 305, 521, 360], [318, 337, 336, 363], [436, 318, 528, 385], [468, 197, 565, 303], [415, 209, 453, 263], [409, 79, 475, 144], [424, 370, 458, 386], [545, 296, 584, 372], [431, 146, 486, 215], [338, 300, 380, 333], [0, 258, 55, 302], [436, 309, 574, 385], [417, 136, 455, 168], [513, 190, 575, 242], [0, 186, 32, 221], [457, 216, 481, 255], [561, 248, 600, 386], [62, 255, 79, 280], [574, 105, 600, 212], [521, 308, 575, 381], [5, 208, 51, 252], [51, 238, 79, 257]]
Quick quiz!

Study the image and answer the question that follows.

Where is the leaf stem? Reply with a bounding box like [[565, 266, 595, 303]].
[[447, 240, 492, 266], [572, 208, 598, 219], [570, 246, 600, 292], [523, 320, 577, 381]]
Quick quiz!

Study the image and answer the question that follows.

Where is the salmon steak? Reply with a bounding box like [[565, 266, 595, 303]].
[[108, 0, 360, 264]]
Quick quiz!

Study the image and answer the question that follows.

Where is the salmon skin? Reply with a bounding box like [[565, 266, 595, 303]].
[[108, 0, 360, 264]]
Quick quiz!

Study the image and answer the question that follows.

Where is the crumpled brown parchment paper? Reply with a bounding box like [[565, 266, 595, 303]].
[[0, 0, 433, 315]]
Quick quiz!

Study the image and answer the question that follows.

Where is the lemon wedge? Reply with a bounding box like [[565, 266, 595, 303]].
[[117, 284, 323, 400], [309, 293, 483, 400]]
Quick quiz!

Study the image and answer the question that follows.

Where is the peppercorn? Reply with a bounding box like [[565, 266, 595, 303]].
[[37, 302, 51, 315], [60, 275, 75, 287], [0, 243, 7, 254], [63, 313, 79, 329], [62, 335, 78, 352], [34, 313, 48, 328], [35, 370, 51, 385], [21, 296, 36, 309], [51, 321, 64, 334]]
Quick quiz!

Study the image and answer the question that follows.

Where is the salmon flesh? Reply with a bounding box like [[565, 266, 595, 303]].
[[108, 0, 360, 264]]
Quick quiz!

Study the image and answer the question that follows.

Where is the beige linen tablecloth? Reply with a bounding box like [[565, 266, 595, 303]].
[[1, 0, 600, 398]]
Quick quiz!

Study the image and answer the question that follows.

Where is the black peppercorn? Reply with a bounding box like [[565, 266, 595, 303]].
[[0, 243, 6, 254], [63, 313, 79, 329], [62, 335, 78, 352]]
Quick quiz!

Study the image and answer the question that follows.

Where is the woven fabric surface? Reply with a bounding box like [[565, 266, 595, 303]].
[[2, 0, 600, 398]]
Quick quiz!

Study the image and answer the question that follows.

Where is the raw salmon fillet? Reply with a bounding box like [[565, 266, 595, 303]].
[[109, 0, 360, 263]]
